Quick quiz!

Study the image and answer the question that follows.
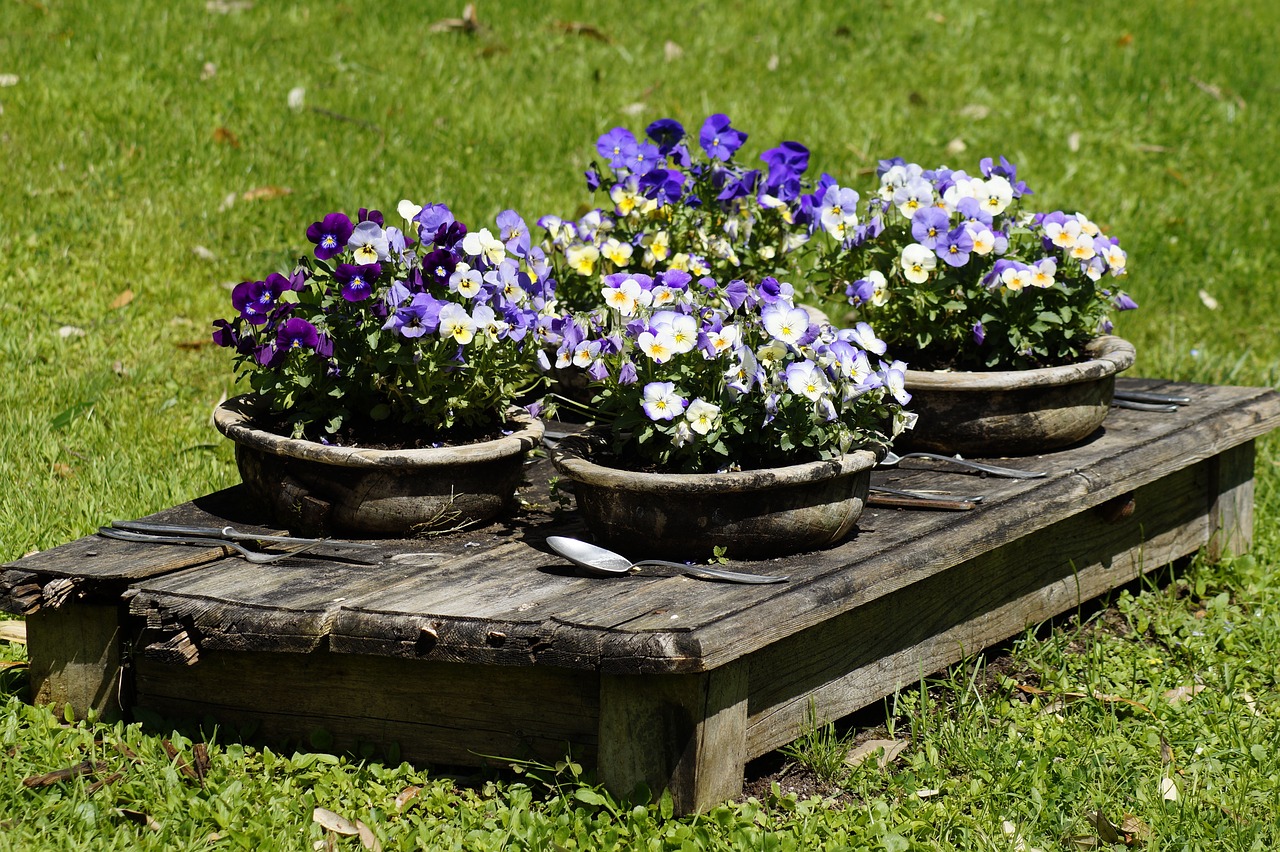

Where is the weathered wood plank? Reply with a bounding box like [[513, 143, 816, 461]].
[[741, 460, 1211, 757], [26, 604, 124, 722], [126, 558, 432, 653], [133, 651, 600, 766], [597, 662, 747, 812], [1207, 440, 1255, 560]]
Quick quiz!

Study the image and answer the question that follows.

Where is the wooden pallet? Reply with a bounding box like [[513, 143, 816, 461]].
[[5, 379, 1278, 814]]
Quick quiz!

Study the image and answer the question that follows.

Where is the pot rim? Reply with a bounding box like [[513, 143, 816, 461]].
[[552, 440, 877, 495], [903, 335, 1136, 392], [213, 395, 544, 469]]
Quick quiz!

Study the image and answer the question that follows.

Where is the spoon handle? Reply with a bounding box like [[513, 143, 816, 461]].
[[899, 452, 1046, 479], [630, 560, 789, 584]]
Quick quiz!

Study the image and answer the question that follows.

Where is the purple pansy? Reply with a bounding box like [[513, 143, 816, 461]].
[[645, 118, 685, 153], [305, 213, 354, 261], [699, 114, 746, 161], [335, 263, 381, 302], [597, 127, 638, 171], [277, 317, 319, 351]]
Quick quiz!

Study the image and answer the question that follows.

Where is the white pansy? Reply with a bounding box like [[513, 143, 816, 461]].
[[900, 243, 937, 283]]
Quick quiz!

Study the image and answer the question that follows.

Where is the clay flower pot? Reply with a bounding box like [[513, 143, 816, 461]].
[[900, 335, 1136, 456], [551, 435, 877, 559], [213, 396, 544, 537]]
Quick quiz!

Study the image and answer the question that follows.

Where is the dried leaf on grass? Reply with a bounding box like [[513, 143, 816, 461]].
[[85, 771, 123, 796], [0, 621, 27, 644], [110, 289, 134, 309], [58, 325, 86, 339], [241, 185, 292, 202], [1160, 776, 1179, 801], [1015, 682, 1152, 714], [664, 41, 683, 61], [191, 245, 217, 261], [430, 4, 479, 33], [394, 785, 422, 811], [313, 808, 359, 836], [1163, 683, 1206, 704], [213, 126, 240, 148], [844, 738, 907, 769], [1197, 290, 1219, 310], [551, 21, 612, 42], [23, 760, 108, 788]]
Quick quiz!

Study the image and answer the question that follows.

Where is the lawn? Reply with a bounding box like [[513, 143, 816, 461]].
[[2, 0, 1280, 848]]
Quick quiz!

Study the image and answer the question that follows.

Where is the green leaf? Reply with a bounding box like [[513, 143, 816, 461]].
[[659, 788, 674, 820], [50, 398, 98, 430], [574, 788, 606, 806]]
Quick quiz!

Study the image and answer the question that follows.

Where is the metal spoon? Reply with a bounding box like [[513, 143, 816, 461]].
[[545, 536, 789, 584], [879, 451, 1046, 479]]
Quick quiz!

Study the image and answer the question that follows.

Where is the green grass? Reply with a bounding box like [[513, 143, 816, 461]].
[[3, 0, 1280, 846]]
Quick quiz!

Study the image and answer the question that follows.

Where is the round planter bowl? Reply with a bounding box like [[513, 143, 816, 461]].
[[551, 439, 877, 560], [900, 335, 1136, 456], [213, 396, 543, 537]]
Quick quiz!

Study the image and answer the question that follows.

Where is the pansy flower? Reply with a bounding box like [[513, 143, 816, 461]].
[[305, 213, 354, 261]]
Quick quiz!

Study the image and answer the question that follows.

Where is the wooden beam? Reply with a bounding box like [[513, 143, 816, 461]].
[[597, 662, 747, 814], [26, 604, 124, 722], [1207, 439, 1256, 561]]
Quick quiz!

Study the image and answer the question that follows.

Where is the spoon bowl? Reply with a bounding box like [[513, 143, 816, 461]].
[[545, 536, 788, 584]]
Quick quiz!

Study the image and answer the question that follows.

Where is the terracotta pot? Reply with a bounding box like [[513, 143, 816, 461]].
[[900, 335, 1136, 456], [551, 436, 876, 559], [213, 396, 543, 537]]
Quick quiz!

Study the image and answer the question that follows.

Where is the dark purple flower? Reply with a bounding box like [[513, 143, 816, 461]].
[[422, 248, 457, 287], [357, 208, 384, 227], [762, 141, 809, 174], [972, 321, 985, 346], [335, 263, 381, 302], [211, 318, 238, 348], [639, 168, 686, 206], [584, 167, 600, 191], [597, 127, 638, 171], [645, 118, 685, 153], [305, 213, 354, 261], [231, 279, 276, 325], [277, 317, 319, 351], [699, 114, 746, 161], [414, 204, 455, 243], [716, 169, 760, 203], [757, 277, 788, 304], [434, 220, 468, 250]]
